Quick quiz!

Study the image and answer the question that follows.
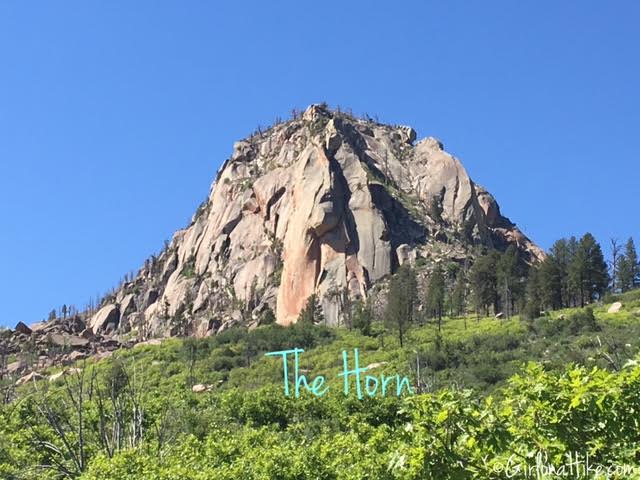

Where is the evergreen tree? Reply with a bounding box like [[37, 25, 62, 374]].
[[337, 287, 353, 329], [469, 252, 499, 316], [450, 271, 467, 317], [522, 266, 542, 320], [496, 246, 523, 318], [384, 265, 417, 347], [259, 306, 276, 325], [429, 195, 444, 224], [617, 237, 639, 291], [425, 265, 446, 331], [565, 236, 579, 306], [297, 294, 324, 325], [629, 238, 639, 287], [537, 256, 563, 310], [549, 238, 575, 307], [352, 298, 373, 336], [568, 233, 609, 307]]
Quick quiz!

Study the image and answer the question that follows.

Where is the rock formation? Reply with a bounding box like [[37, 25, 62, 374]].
[[5, 104, 544, 365]]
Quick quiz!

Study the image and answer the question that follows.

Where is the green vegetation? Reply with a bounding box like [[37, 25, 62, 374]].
[[428, 194, 443, 224], [385, 265, 417, 347], [2, 232, 640, 478], [297, 294, 325, 325], [181, 257, 197, 279], [307, 114, 329, 137], [1, 289, 639, 478], [617, 237, 639, 292], [240, 178, 254, 191], [424, 264, 445, 331]]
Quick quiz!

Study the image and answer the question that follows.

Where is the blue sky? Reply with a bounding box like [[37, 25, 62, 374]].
[[0, 1, 638, 326]]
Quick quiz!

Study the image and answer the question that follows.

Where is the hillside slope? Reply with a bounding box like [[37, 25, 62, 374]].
[[2, 292, 639, 479]]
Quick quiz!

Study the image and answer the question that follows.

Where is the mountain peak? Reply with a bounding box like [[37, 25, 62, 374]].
[[6, 107, 543, 362]]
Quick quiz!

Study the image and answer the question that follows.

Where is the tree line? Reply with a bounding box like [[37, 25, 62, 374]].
[[302, 233, 639, 347]]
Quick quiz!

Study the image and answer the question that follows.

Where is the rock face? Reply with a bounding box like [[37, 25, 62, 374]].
[[89, 304, 120, 332], [9, 104, 543, 346]]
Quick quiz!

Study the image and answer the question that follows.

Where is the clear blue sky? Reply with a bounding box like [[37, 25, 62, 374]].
[[0, 1, 638, 326]]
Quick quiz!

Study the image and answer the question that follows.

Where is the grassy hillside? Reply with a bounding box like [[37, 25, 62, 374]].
[[1, 289, 639, 479]]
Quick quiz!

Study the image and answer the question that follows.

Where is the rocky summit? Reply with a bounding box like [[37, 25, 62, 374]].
[[3, 104, 543, 367]]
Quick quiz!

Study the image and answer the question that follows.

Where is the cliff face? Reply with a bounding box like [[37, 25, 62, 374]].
[[15, 104, 544, 349]]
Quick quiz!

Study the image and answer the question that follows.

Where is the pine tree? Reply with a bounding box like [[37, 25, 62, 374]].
[[429, 195, 444, 224], [537, 256, 563, 310], [352, 299, 373, 336], [629, 238, 640, 287], [522, 266, 542, 320], [496, 246, 523, 318], [259, 306, 276, 325], [469, 252, 499, 316], [549, 238, 575, 307], [568, 233, 609, 306], [297, 294, 324, 325], [617, 237, 639, 291], [450, 271, 467, 317], [385, 265, 417, 347], [425, 265, 446, 331], [334, 287, 354, 329], [565, 236, 579, 306], [585, 234, 609, 300]]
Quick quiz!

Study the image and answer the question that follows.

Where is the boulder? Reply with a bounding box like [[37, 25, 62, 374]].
[[29, 321, 47, 333], [46, 333, 89, 349], [15, 371, 43, 386], [192, 384, 213, 393], [365, 362, 388, 370], [67, 335, 90, 348], [89, 304, 120, 332], [67, 316, 86, 333], [80, 328, 95, 340], [119, 294, 137, 319], [396, 244, 416, 266], [93, 351, 114, 362], [6, 361, 25, 375], [608, 302, 623, 314], [100, 339, 121, 351], [49, 367, 83, 382], [64, 350, 87, 364], [14, 321, 32, 335], [49, 371, 65, 382], [133, 338, 163, 348]]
